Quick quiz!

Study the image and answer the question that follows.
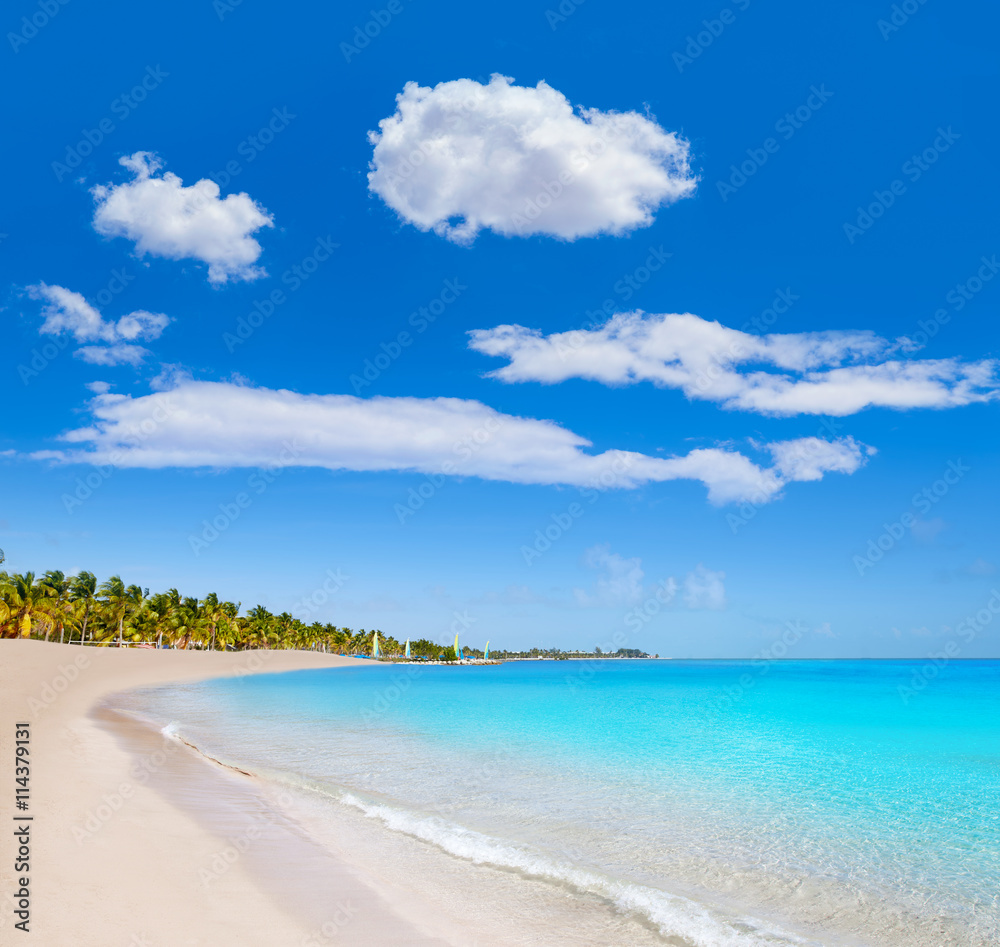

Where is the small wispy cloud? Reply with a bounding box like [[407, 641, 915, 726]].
[[28, 282, 168, 367]]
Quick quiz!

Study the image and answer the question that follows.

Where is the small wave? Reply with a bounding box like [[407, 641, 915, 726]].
[[151, 732, 811, 946], [333, 791, 812, 947]]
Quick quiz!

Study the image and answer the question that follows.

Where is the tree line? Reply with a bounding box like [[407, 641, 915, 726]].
[[0, 568, 466, 658]]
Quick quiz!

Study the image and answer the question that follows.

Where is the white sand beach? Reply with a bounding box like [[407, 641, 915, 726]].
[[0, 639, 461, 946]]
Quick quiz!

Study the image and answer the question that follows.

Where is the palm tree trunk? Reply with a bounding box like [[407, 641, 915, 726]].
[[59, 623, 64, 644], [81, 606, 90, 645], [118, 615, 123, 648]]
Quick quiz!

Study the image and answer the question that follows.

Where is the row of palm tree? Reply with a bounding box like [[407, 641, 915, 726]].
[[0, 569, 441, 656]]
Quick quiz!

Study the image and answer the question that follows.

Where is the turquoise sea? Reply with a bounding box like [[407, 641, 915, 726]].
[[120, 659, 1000, 946]]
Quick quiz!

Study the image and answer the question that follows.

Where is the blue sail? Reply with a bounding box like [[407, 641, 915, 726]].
[[484, 640, 489, 661]]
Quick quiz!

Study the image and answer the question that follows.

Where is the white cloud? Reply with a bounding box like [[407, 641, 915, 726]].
[[28, 283, 168, 366], [575, 544, 648, 607], [92, 152, 273, 284], [683, 564, 727, 610], [911, 518, 947, 543], [75, 344, 150, 367], [574, 549, 724, 611], [469, 311, 999, 416], [368, 75, 696, 244], [967, 558, 997, 576], [30, 379, 871, 505]]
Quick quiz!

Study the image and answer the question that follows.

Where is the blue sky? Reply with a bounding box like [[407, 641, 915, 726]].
[[2, 0, 998, 656]]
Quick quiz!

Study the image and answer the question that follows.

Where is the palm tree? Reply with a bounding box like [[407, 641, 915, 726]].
[[1, 572, 54, 638], [97, 576, 143, 647], [70, 571, 97, 645], [217, 601, 241, 650], [139, 591, 175, 648], [201, 593, 228, 651], [41, 570, 72, 643], [172, 596, 205, 649]]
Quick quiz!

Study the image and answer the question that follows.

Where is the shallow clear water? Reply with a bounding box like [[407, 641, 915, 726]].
[[120, 659, 1000, 946]]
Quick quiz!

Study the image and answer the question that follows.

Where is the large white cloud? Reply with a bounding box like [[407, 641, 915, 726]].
[[28, 282, 168, 367], [32, 379, 871, 505], [368, 75, 696, 244], [92, 152, 273, 284], [469, 312, 999, 416]]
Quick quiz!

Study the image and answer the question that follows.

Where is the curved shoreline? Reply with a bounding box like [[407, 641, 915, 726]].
[[0, 638, 401, 945]]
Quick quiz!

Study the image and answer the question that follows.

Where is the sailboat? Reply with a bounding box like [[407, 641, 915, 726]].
[[454, 633, 463, 661], [404, 638, 411, 659], [484, 640, 490, 662], [372, 631, 380, 659]]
